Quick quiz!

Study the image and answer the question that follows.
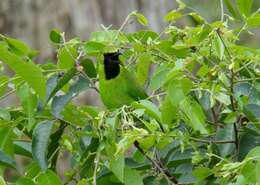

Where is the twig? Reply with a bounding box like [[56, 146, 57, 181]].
[[114, 13, 133, 41], [93, 151, 100, 185], [207, 120, 225, 128], [61, 32, 80, 66], [216, 30, 232, 58], [190, 137, 235, 144], [60, 32, 99, 93], [219, 0, 224, 22], [0, 89, 16, 102], [134, 141, 178, 184], [230, 69, 239, 151], [216, 30, 239, 153], [211, 107, 218, 123], [80, 72, 100, 93], [234, 77, 260, 83]]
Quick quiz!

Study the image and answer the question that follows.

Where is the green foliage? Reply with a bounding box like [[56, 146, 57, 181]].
[[0, 1, 260, 184]]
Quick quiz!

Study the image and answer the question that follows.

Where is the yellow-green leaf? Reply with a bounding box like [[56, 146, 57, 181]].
[[37, 170, 62, 185], [0, 176, 6, 185], [135, 13, 148, 26], [236, 0, 253, 17], [164, 10, 182, 22], [0, 45, 46, 102], [57, 46, 77, 70]]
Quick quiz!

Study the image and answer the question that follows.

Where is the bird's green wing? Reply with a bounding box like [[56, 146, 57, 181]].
[[122, 68, 148, 100]]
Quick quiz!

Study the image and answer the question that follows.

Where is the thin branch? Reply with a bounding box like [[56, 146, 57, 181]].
[[216, 30, 239, 153], [234, 77, 260, 83], [190, 137, 235, 144], [93, 151, 100, 185], [219, 0, 224, 22], [134, 141, 178, 185], [216, 30, 232, 58], [206, 120, 225, 128], [211, 107, 218, 123], [60, 32, 99, 93], [114, 13, 133, 41], [0, 89, 16, 102], [80, 72, 100, 93], [230, 69, 239, 151]]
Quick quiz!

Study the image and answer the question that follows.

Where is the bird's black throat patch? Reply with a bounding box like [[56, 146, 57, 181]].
[[103, 52, 121, 80]]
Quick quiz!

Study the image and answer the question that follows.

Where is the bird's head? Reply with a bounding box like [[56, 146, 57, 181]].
[[103, 52, 121, 80], [103, 52, 121, 63]]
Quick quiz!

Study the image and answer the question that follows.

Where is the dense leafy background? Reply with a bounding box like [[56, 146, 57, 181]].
[[0, 0, 259, 184]]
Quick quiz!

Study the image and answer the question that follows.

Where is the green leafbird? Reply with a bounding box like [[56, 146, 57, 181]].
[[98, 52, 147, 109]]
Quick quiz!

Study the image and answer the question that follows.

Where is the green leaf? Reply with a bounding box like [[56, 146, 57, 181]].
[[156, 40, 188, 58], [180, 97, 207, 134], [124, 167, 143, 185], [0, 108, 10, 121], [77, 179, 88, 185], [224, 112, 237, 124], [164, 10, 182, 22], [109, 152, 125, 182], [51, 76, 89, 118], [61, 104, 88, 126], [25, 162, 41, 178], [188, 12, 205, 24], [236, 0, 253, 17], [80, 58, 97, 78], [32, 121, 54, 170], [16, 177, 35, 185], [127, 30, 158, 44], [214, 33, 224, 60], [241, 161, 257, 183], [0, 76, 8, 97], [90, 30, 128, 45], [0, 149, 16, 168], [57, 46, 77, 70], [234, 82, 259, 105], [14, 141, 32, 157], [149, 63, 172, 91], [37, 170, 62, 185], [247, 13, 260, 28], [143, 119, 160, 132], [6, 37, 30, 56], [176, 0, 186, 10], [0, 127, 14, 155], [257, 161, 260, 185], [0, 45, 46, 101], [133, 100, 161, 122], [219, 72, 230, 87], [223, 0, 239, 18], [84, 41, 105, 55], [168, 78, 192, 107], [45, 74, 59, 101], [246, 146, 260, 160], [134, 13, 148, 26], [0, 176, 6, 185], [17, 84, 37, 130], [192, 167, 212, 181], [49, 29, 61, 44], [139, 136, 156, 150], [238, 128, 259, 161], [216, 124, 235, 157], [47, 121, 67, 169], [160, 95, 177, 125], [46, 67, 77, 102], [136, 53, 152, 85], [243, 104, 260, 121]]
